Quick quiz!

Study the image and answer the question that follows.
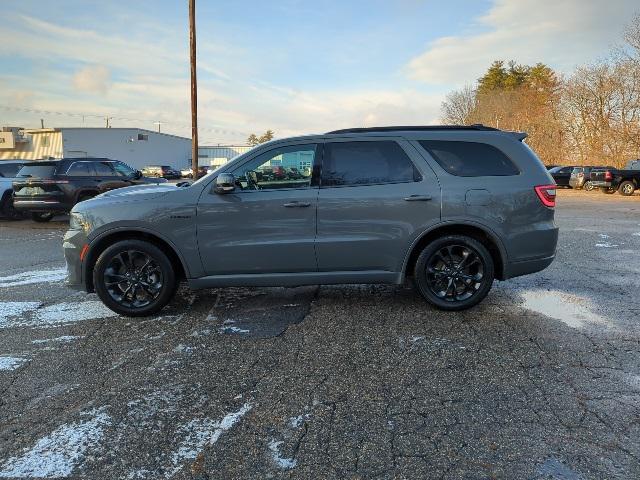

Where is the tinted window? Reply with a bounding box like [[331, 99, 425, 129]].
[[113, 162, 135, 176], [17, 164, 58, 178], [419, 140, 519, 177], [66, 162, 94, 176], [232, 144, 315, 190], [0, 163, 23, 178], [322, 141, 417, 187], [94, 162, 117, 176]]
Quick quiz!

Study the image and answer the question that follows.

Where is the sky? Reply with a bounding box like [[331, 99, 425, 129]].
[[0, 0, 638, 144]]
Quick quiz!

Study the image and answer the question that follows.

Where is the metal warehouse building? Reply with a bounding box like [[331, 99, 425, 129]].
[[0, 127, 192, 171], [0, 126, 254, 171]]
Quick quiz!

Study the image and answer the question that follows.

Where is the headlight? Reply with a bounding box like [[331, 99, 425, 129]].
[[69, 212, 91, 232]]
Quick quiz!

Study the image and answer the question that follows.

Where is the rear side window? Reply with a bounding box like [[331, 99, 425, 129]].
[[0, 164, 22, 178], [322, 141, 418, 187], [66, 162, 94, 176], [17, 164, 58, 178], [419, 140, 519, 177]]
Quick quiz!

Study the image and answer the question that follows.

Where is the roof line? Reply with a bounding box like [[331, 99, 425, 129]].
[[326, 124, 500, 134]]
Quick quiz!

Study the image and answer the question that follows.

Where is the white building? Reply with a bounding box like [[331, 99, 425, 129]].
[[198, 145, 254, 168], [0, 127, 192, 171]]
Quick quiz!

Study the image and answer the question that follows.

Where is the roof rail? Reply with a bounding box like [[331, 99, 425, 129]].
[[326, 124, 500, 134]]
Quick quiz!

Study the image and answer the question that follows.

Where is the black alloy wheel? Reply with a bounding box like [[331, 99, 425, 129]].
[[415, 235, 494, 311], [94, 240, 177, 316]]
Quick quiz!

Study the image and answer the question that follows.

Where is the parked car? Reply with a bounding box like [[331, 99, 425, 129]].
[[590, 159, 640, 195], [180, 166, 209, 179], [12, 158, 166, 222], [0, 160, 26, 220], [548, 166, 577, 187], [141, 165, 181, 179], [64, 125, 558, 317], [568, 166, 613, 191]]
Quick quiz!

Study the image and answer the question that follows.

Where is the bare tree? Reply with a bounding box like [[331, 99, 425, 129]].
[[440, 85, 477, 124]]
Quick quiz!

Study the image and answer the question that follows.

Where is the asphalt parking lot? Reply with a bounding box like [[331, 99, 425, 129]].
[[0, 190, 639, 479]]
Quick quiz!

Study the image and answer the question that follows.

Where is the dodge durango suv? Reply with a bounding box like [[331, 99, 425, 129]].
[[64, 125, 559, 316]]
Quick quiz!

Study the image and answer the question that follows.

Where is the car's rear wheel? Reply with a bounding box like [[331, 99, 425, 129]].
[[31, 212, 54, 222], [93, 240, 177, 317], [1, 194, 23, 220], [584, 181, 595, 191], [618, 181, 635, 196], [414, 235, 495, 311]]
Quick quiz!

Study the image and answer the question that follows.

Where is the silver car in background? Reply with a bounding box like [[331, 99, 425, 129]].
[[64, 125, 559, 317]]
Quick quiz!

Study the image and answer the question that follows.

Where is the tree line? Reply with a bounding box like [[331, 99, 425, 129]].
[[441, 14, 640, 168]]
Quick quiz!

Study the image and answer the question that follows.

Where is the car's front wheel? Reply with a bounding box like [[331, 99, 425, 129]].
[[584, 181, 595, 191], [414, 235, 495, 311], [93, 240, 177, 317]]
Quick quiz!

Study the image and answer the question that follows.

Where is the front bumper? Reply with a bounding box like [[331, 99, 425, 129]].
[[63, 228, 89, 291]]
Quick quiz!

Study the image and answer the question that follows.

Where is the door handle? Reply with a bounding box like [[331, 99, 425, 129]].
[[283, 201, 311, 208], [403, 195, 432, 201]]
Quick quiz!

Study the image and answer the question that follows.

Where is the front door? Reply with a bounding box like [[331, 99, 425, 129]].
[[197, 143, 319, 275], [316, 139, 441, 273]]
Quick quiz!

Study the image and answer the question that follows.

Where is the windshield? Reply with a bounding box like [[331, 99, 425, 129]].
[[548, 166, 562, 173], [16, 163, 58, 178]]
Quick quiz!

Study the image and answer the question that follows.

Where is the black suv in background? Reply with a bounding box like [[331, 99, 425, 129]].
[[548, 165, 577, 187], [12, 158, 166, 222]]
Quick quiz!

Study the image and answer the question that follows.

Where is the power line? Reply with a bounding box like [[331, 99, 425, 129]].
[[0, 104, 249, 138]]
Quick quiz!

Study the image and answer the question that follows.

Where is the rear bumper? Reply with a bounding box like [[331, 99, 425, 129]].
[[503, 254, 555, 280], [13, 199, 71, 212], [568, 178, 583, 188]]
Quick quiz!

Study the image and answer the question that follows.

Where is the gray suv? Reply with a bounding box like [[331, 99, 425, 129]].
[[64, 125, 558, 316]]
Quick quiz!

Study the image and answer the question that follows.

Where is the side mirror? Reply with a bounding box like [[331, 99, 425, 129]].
[[213, 173, 236, 194]]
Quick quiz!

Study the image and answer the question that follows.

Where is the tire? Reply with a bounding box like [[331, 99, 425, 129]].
[[1, 193, 23, 220], [414, 235, 495, 311], [93, 239, 177, 317], [584, 181, 594, 192], [618, 181, 635, 196], [31, 212, 54, 222], [600, 187, 616, 194]]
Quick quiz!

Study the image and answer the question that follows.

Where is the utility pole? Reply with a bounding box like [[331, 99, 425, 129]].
[[154, 121, 162, 133], [40, 118, 44, 129], [189, 0, 199, 180]]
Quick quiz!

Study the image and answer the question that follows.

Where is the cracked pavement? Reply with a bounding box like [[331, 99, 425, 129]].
[[0, 189, 639, 479]]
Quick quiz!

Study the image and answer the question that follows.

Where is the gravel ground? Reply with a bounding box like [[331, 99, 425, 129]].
[[0, 189, 639, 479]]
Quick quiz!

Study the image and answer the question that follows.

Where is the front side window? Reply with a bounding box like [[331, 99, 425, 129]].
[[94, 162, 117, 176], [231, 144, 315, 190], [66, 162, 94, 176], [419, 140, 519, 177], [112, 162, 135, 177], [0, 163, 23, 178], [321, 141, 418, 187]]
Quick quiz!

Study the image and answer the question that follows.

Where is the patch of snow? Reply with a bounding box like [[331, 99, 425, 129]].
[[0, 356, 28, 371], [1, 302, 117, 329], [595, 242, 619, 248], [173, 344, 195, 354], [0, 302, 41, 327], [0, 408, 110, 478], [168, 403, 252, 477], [521, 290, 608, 329], [0, 268, 67, 288], [32, 336, 83, 344], [598, 234, 609, 239], [268, 440, 297, 470], [219, 326, 250, 334], [288, 414, 311, 429], [189, 328, 211, 337], [632, 232, 640, 237]]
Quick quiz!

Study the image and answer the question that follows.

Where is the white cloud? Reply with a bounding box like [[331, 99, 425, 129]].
[[73, 65, 111, 95], [407, 0, 639, 86]]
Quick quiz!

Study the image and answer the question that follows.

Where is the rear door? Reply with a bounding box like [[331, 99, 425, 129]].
[[93, 161, 129, 192], [316, 138, 440, 273]]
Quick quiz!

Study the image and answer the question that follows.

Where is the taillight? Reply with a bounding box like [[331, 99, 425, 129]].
[[534, 184, 556, 208], [604, 171, 613, 181]]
